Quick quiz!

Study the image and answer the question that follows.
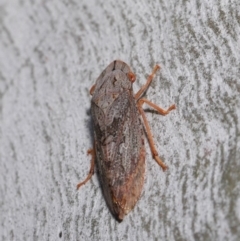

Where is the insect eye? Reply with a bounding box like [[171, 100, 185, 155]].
[[127, 72, 136, 83]]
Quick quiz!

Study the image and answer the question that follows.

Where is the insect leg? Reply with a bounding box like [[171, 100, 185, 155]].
[[76, 148, 95, 190], [89, 84, 96, 95], [137, 101, 171, 171], [139, 98, 176, 115], [135, 65, 160, 100]]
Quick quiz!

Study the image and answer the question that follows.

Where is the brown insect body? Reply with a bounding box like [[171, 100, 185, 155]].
[[77, 60, 176, 221], [91, 61, 145, 221]]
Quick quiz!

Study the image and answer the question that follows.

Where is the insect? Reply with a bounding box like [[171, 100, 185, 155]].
[[77, 60, 175, 221]]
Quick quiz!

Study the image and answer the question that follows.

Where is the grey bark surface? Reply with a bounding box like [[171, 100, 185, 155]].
[[0, 0, 240, 241]]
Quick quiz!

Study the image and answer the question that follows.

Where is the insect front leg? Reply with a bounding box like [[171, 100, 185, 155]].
[[89, 84, 96, 95], [135, 65, 160, 100], [76, 148, 95, 190]]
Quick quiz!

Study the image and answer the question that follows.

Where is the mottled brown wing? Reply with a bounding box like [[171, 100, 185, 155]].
[[91, 89, 145, 221]]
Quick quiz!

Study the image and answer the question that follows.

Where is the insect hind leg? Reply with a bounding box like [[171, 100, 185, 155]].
[[77, 148, 95, 190], [137, 103, 168, 171]]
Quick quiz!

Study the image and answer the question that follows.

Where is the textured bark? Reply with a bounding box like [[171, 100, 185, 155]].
[[0, 0, 240, 240]]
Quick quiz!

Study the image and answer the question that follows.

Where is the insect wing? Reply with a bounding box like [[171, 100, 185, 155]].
[[91, 81, 145, 221]]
